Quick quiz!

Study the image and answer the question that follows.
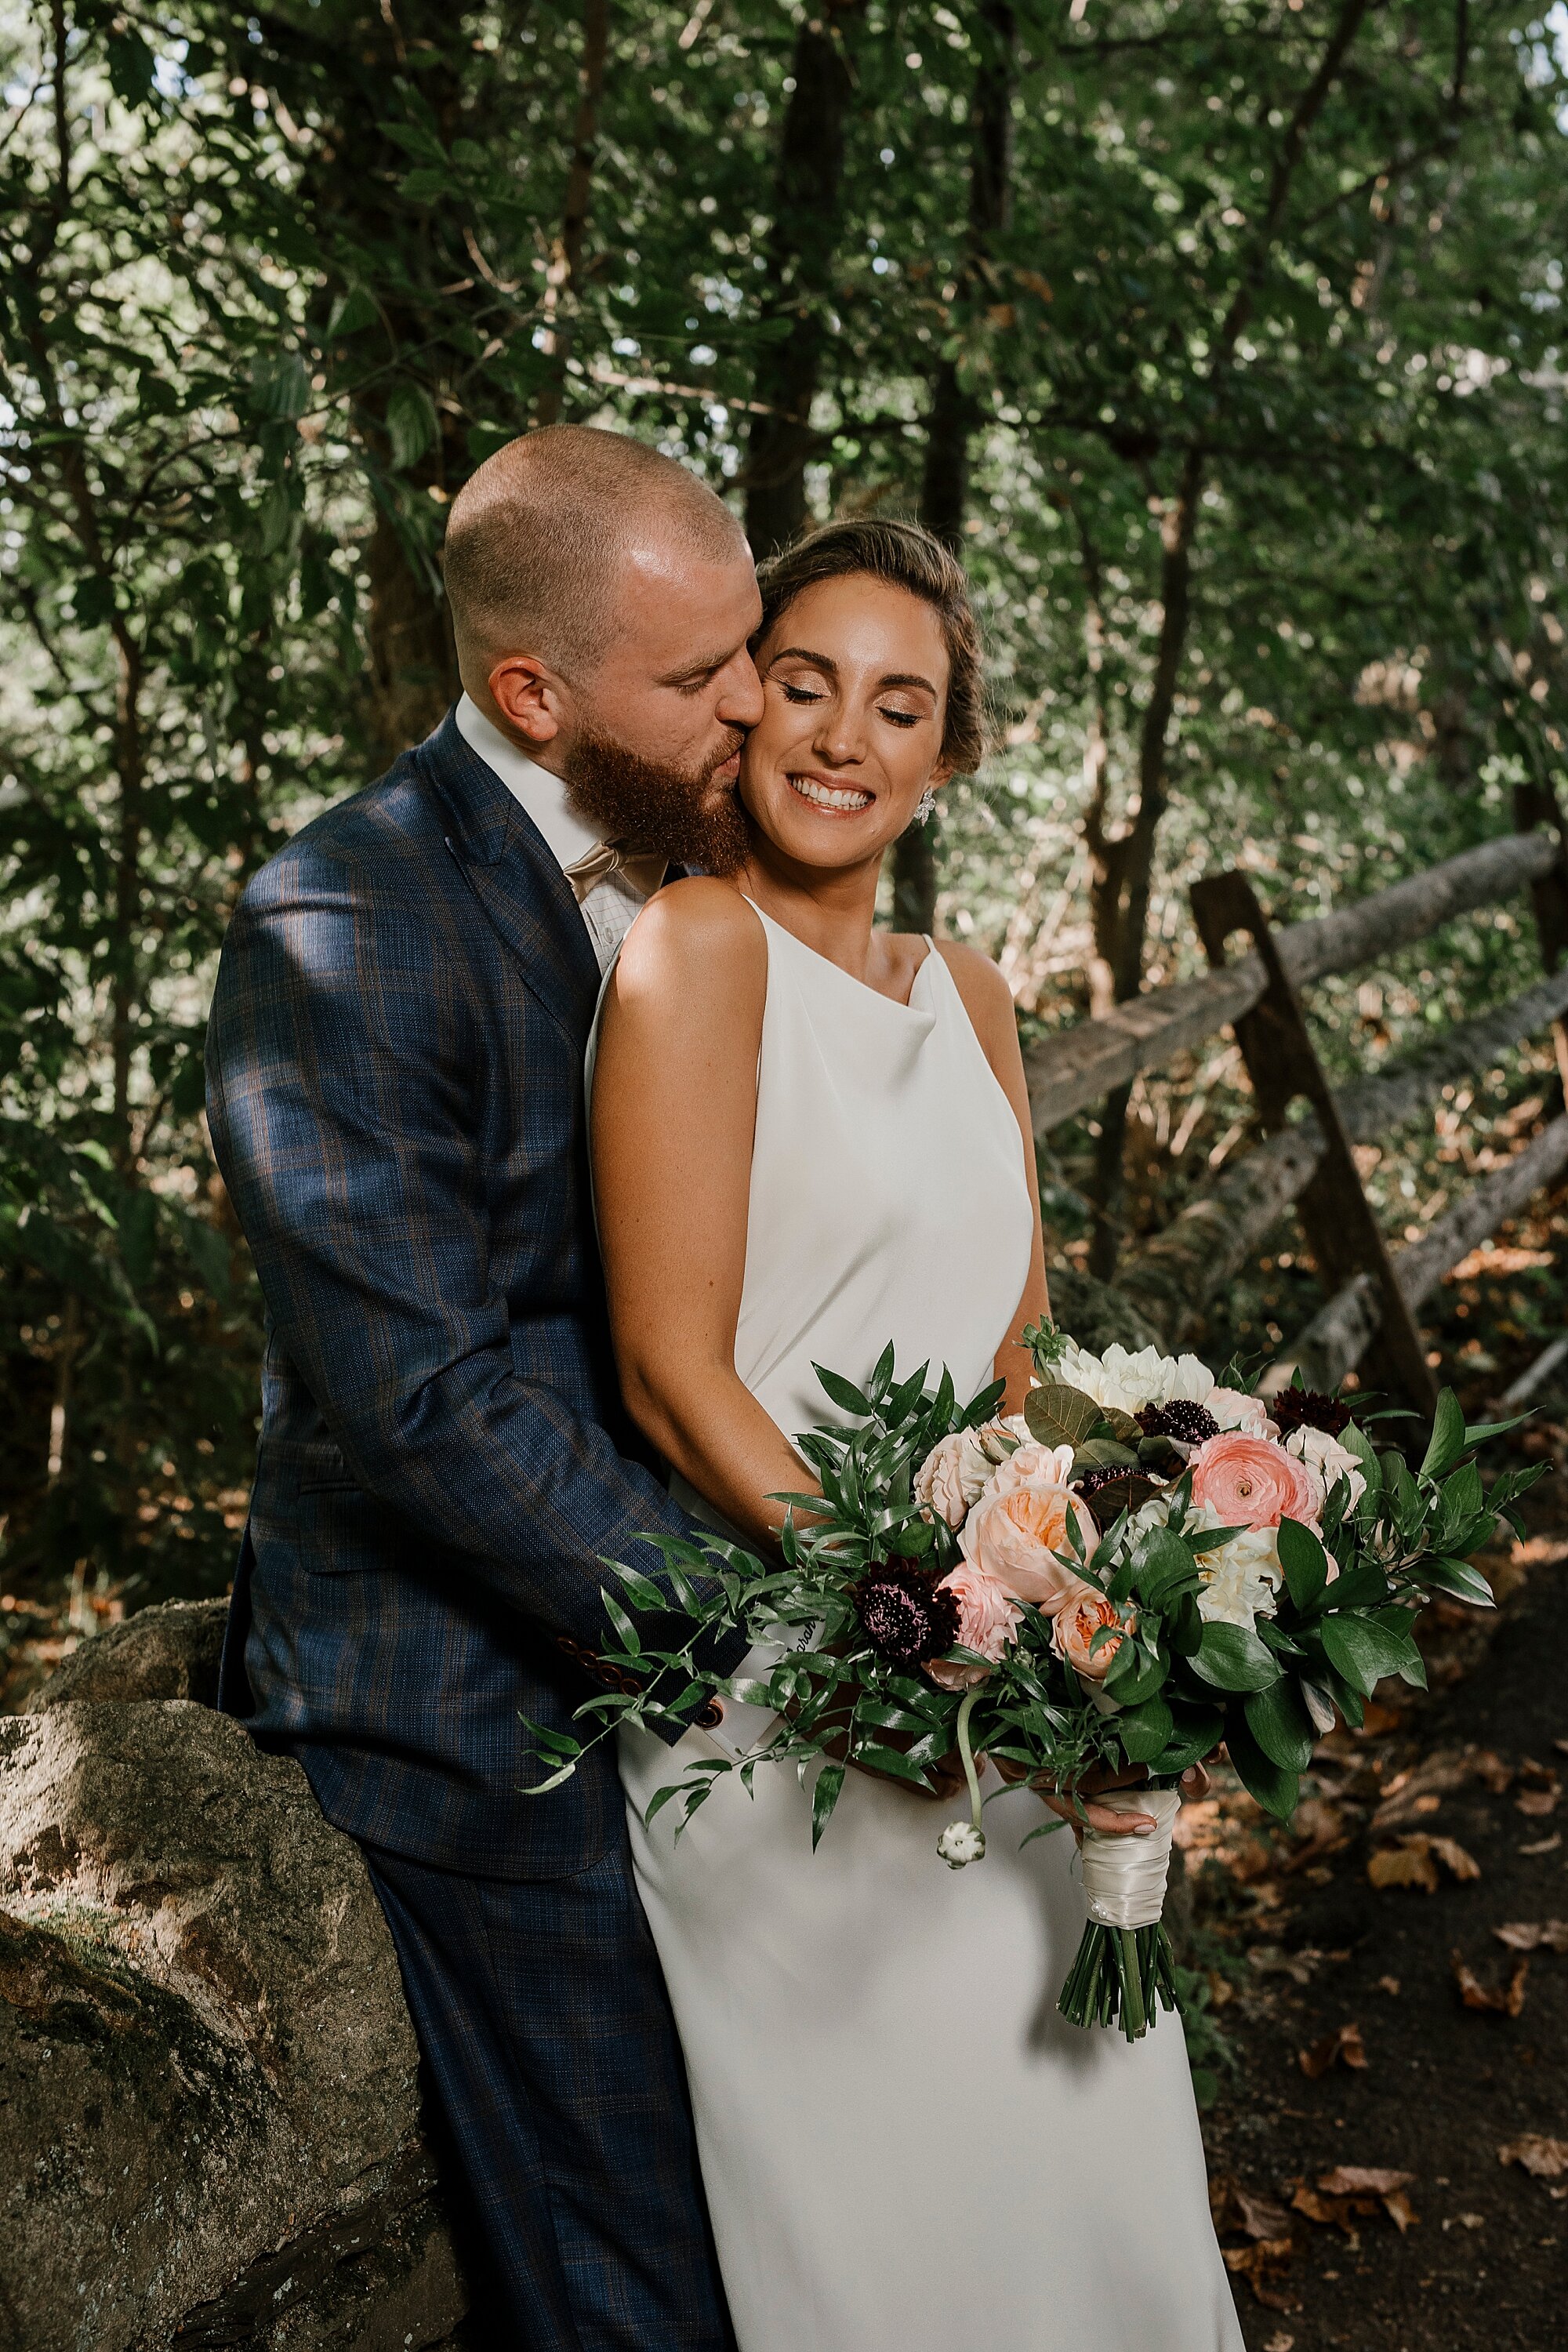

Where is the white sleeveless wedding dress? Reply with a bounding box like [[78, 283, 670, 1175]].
[[597, 899, 1243, 2352]]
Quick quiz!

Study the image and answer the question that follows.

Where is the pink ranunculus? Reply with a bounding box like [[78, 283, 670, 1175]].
[[927, 1562, 1024, 1690], [1051, 1588, 1131, 1683], [982, 1439, 1076, 1501], [1189, 1432, 1320, 1531], [959, 1480, 1099, 1611], [1206, 1387, 1276, 1439]]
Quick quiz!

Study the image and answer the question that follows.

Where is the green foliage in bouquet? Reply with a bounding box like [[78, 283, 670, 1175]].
[[522, 1345, 1109, 1849]]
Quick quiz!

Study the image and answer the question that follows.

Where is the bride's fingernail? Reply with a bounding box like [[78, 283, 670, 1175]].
[[1134, 1820, 1155, 1836]]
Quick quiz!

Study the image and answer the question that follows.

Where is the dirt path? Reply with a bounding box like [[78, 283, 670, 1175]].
[[1200, 1488, 1568, 2352]]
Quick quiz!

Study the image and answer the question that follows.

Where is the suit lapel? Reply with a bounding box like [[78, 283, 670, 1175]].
[[419, 709, 602, 1043]]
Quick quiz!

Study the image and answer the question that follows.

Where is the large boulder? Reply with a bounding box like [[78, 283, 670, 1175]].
[[0, 1615, 467, 2350], [28, 1596, 228, 1712]]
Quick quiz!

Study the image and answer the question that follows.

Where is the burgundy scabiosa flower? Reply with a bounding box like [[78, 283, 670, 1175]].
[[1074, 1464, 1141, 1503], [1135, 1399, 1221, 1447], [1270, 1388, 1352, 1439], [854, 1565, 960, 1672]]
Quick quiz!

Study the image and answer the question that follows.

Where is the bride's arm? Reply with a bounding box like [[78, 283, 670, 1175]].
[[591, 880, 811, 1552], [936, 943, 1051, 1414]]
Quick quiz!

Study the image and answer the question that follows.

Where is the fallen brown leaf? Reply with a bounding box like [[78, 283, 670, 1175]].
[[1519, 1833, 1563, 1856], [1553, 1737, 1568, 1757], [1213, 2164, 1298, 2239], [1262, 2336, 1296, 2352], [1370, 1746, 1508, 1833], [1368, 1838, 1439, 1893], [1250, 1944, 1324, 1986], [1293, 2165, 1418, 2235], [1428, 1834, 1483, 1881], [1234, 2183, 1294, 2241], [1493, 1920, 1568, 1953], [1317, 2165, 1415, 2197], [1497, 2136, 1568, 2180], [1381, 2188, 1419, 2234], [1299, 2021, 1368, 2079], [1283, 1795, 1352, 1871], [1368, 1831, 1480, 1889], [1221, 2240, 1301, 2312], [1453, 1949, 1530, 2015], [1516, 1788, 1560, 1818]]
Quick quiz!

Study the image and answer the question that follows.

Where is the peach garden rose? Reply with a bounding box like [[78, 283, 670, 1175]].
[[960, 1479, 1099, 1612], [1189, 1432, 1320, 1531], [1051, 1588, 1131, 1682]]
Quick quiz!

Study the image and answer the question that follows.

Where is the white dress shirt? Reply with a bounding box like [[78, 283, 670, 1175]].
[[454, 693, 651, 973]]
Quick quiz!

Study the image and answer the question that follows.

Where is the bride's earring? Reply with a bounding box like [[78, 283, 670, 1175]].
[[913, 788, 938, 827]]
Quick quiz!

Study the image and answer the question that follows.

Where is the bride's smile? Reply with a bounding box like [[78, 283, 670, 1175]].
[[738, 569, 952, 870]]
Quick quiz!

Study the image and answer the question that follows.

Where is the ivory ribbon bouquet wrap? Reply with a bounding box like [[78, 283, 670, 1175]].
[[524, 1329, 1538, 2040]]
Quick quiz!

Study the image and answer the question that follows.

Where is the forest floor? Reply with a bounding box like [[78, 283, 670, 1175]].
[[1198, 1436, 1568, 2352]]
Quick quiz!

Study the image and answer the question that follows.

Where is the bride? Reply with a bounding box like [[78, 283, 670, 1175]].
[[588, 518, 1243, 2352]]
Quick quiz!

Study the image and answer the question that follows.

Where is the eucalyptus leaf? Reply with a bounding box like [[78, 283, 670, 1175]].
[[1022, 1381, 1102, 1450]]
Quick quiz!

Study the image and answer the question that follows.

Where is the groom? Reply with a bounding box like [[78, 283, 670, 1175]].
[[206, 426, 764, 2346]]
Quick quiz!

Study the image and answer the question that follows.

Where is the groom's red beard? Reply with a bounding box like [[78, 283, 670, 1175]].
[[564, 724, 753, 876]]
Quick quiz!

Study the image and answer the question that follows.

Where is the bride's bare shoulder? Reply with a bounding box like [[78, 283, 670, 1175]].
[[609, 877, 766, 1010], [932, 940, 1019, 1065]]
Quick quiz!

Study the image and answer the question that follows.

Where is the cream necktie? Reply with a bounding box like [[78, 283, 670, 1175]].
[[560, 839, 668, 906]]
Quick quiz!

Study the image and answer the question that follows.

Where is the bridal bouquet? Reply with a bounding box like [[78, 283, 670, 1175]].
[[524, 1332, 1536, 2041]]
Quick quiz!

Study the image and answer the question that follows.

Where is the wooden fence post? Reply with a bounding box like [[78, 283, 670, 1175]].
[[1514, 779, 1568, 1095], [1190, 869, 1439, 1419]]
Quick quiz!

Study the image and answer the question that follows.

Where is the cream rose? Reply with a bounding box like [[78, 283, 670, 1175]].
[[913, 1430, 994, 1530], [959, 1479, 1099, 1611], [1206, 1387, 1276, 1438], [1192, 1513, 1283, 1628], [981, 1439, 1076, 1501], [1284, 1425, 1367, 1511]]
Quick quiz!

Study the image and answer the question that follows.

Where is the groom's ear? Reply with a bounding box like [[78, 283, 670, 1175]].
[[488, 652, 569, 748]]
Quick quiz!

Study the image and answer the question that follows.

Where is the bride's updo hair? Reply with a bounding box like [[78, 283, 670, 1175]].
[[753, 518, 990, 776]]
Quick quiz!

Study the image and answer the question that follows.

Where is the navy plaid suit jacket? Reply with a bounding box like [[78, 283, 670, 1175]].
[[207, 709, 740, 1881]]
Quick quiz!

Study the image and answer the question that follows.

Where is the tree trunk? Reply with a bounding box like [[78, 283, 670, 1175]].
[[109, 628, 146, 1169], [1085, 455, 1201, 1272], [535, 0, 612, 426], [365, 503, 459, 760], [1080, 0, 1374, 1272], [742, 1, 864, 557], [894, 0, 1017, 936]]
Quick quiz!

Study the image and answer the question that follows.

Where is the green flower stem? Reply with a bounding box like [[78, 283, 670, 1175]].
[[956, 1688, 983, 1832], [1118, 1926, 1147, 2038]]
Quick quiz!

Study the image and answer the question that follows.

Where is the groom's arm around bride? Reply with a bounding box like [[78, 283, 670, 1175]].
[[205, 426, 762, 2349]]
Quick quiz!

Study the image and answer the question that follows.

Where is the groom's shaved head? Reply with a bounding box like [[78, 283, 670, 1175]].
[[444, 424, 746, 680]]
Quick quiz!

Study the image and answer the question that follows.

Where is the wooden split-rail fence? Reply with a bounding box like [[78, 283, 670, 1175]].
[[1022, 785, 1568, 1417]]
